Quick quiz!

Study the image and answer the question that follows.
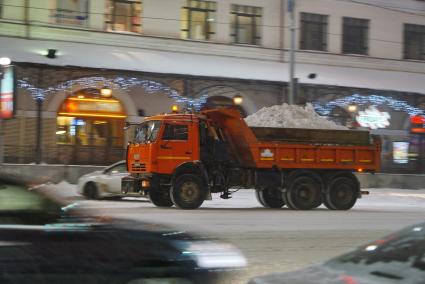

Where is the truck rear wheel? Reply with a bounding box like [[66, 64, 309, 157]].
[[256, 187, 285, 208], [285, 175, 322, 210], [149, 188, 173, 207], [171, 174, 206, 210], [325, 176, 358, 210]]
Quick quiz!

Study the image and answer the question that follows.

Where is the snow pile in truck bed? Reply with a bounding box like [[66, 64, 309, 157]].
[[245, 103, 348, 130]]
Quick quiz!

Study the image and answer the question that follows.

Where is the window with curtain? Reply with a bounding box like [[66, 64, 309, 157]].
[[300, 12, 328, 51], [181, 0, 216, 40], [105, 0, 142, 33], [230, 5, 262, 45], [342, 17, 369, 55], [404, 24, 425, 60]]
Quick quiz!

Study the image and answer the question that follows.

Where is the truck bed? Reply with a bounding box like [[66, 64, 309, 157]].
[[203, 108, 380, 172], [251, 127, 371, 146]]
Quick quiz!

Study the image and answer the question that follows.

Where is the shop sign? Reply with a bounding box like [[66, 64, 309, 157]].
[[410, 115, 425, 133], [0, 66, 15, 119], [356, 106, 390, 129], [64, 98, 123, 114]]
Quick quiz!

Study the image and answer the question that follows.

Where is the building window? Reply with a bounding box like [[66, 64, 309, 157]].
[[105, 0, 142, 33], [404, 24, 425, 60], [342, 17, 369, 55], [51, 0, 89, 26], [230, 5, 262, 45], [300, 12, 328, 51], [181, 0, 216, 40]]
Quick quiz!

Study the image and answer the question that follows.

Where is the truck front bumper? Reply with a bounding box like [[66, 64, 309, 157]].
[[121, 174, 156, 196]]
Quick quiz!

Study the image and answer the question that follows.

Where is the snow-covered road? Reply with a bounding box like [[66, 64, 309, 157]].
[[44, 183, 425, 284]]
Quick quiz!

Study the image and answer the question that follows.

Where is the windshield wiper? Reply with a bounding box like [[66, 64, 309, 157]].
[[371, 271, 403, 280]]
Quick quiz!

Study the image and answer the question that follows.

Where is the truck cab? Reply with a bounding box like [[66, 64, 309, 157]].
[[123, 112, 229, 209]]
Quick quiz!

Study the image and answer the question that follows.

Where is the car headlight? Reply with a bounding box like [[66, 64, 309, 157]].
[[179, 241, 247, 269]]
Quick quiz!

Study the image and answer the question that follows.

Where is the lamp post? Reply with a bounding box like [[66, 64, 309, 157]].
[[0, 57, 11, 164], [288, 0, 296, 105]]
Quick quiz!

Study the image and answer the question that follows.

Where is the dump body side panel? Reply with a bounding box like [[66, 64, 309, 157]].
[[202, 108, 380, 172], [253, 141, 380, 171]]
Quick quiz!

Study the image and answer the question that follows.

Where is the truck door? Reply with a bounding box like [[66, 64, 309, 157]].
[[156, 122, 195, 174]]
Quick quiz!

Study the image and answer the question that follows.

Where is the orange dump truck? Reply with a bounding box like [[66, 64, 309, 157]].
[[122, 108, 380, 210]]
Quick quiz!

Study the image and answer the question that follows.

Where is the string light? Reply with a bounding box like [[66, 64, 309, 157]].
[[313, 94, 424, 117], [17, 76, 209, 110]]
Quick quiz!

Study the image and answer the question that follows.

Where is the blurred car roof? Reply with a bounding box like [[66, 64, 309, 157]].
[[248, 222, 425, 284]]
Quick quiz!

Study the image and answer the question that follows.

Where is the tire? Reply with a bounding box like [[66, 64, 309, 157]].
[[256, 187, 285, 208], [325, 176, 359, 210], [149, 188, 173, 207], [83, 182, 98, 199], [285, 175, 322, 210], [170, 174, 206, 210]]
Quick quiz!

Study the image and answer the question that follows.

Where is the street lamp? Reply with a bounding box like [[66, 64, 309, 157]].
[[0, 57, 11, 164], [233, 95, 243, 105], [100, 87, 112, 97], [348, 105, 357, 113], [0, 57, 11, 67]]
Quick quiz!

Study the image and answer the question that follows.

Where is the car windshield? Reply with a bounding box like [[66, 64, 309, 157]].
[[0, 178, 63, 225], [324, 223, 425, 283], [134, 120, 161, 144]]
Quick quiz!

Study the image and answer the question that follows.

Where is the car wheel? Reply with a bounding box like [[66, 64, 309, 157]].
[[170, 174, 206, 210], [83, 182, 99, 200]]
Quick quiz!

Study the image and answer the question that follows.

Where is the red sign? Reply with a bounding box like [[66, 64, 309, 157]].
[[0, 66, 15, 119], [410, 115, 425, 124], [410, 115, 425, 134]]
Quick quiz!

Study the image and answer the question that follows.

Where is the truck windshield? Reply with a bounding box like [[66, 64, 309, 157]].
[[134, 121, 161, 144]]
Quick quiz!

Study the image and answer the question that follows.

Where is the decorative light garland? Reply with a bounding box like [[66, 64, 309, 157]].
[[18, 76, 209, 110], [313, 94, 424, 117]]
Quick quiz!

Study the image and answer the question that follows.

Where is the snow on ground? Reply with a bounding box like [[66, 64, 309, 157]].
[[245, 103, 347, 130], [42, 181, 425, 213]]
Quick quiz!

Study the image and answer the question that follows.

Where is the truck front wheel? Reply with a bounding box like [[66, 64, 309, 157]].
[[149, 188, 173, 207], [171, 174, 206, 209], [256, 187, 285, 208]]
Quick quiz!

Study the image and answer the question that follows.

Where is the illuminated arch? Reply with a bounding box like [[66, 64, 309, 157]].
[[313, 94, 425, 116]]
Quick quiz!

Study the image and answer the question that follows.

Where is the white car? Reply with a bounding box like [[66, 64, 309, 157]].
[[78, 161, 129, 199]]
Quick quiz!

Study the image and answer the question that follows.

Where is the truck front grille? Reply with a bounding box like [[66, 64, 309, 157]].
[[132, 163, 146, 172]]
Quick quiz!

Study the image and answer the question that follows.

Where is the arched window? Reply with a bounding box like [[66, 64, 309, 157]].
[[56, 88, 127, 164]]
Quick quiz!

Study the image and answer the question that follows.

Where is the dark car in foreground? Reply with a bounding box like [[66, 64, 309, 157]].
[[248, 223, 425, 284], [0, 177, 246, 284]]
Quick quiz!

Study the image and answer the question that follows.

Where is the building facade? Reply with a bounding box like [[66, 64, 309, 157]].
[[0, 0, 425, 172]]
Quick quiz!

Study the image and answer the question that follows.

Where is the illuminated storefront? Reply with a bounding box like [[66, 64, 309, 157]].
[[56, 89, 126, 164], [304, 88, 425, 174]]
